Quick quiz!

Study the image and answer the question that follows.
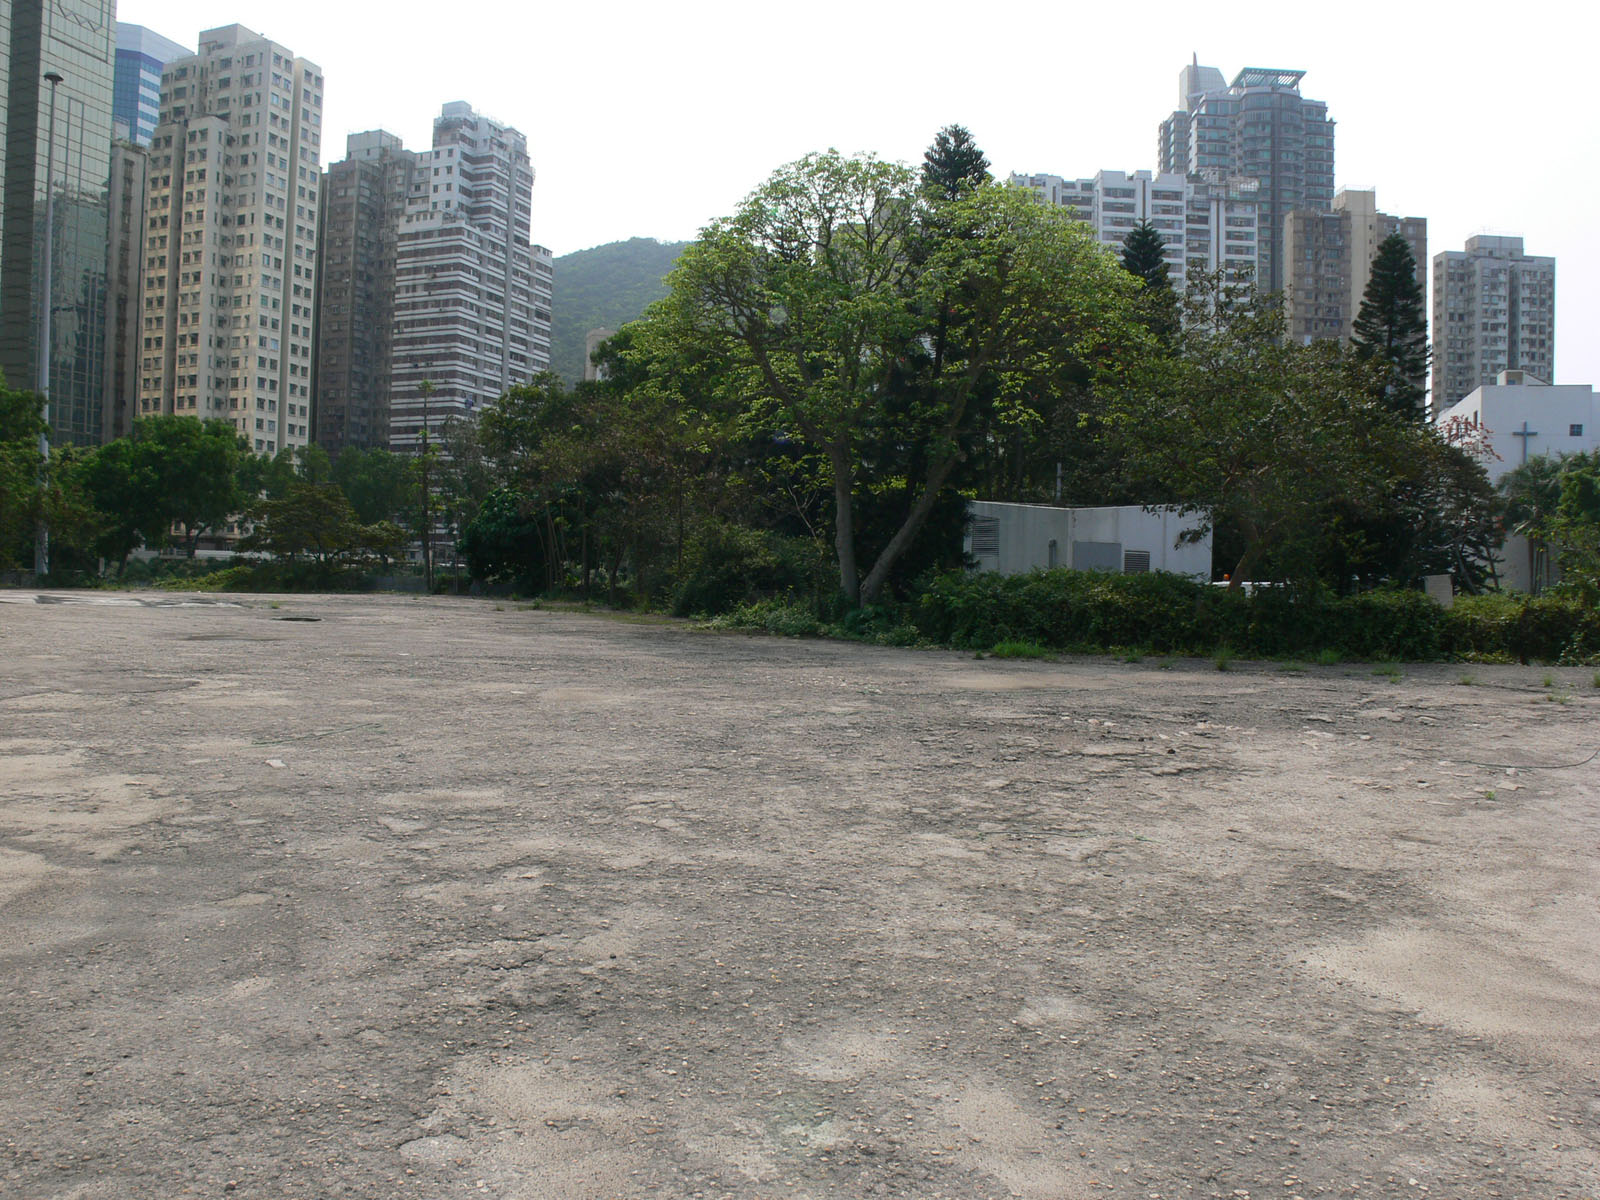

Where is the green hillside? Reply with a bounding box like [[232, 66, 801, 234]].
[[549, 237, 691, 383]]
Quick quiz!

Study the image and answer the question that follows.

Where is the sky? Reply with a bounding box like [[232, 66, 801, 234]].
[[121, 0, 1598, 387]]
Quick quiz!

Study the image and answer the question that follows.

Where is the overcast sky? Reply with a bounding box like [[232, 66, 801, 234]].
[[121, 0, 1597, 387]]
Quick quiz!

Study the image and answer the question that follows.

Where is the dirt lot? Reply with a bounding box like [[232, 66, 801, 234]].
[[1, 590, 1597, 1200]]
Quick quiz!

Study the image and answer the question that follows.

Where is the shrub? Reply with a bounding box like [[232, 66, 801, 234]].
[[707, 599, 826, 638], [1443, 593, 1600, 664], [671, 524, 830, 618], [912, 569, 1452, 661]]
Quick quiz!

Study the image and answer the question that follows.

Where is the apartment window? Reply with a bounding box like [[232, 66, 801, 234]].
[[1573, 425, 1585, 437]]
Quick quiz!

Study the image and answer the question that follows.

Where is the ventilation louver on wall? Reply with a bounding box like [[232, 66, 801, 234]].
[[1123, 550, 1151, 574], [970, 517, 1000, 557]]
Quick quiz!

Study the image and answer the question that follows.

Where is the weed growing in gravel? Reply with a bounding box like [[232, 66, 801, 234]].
[[1280, 662, 1306, 674], [1594, 671, 1600, 689], [1373, 665, 1402, 681], [1542, 672, 1556, 688], [1483, 790, 1497, 802], [1547, 691, 1571, 705], [1457, 673, 1476, 686], [1214, 645, 1234, 671], [990, 640, 1050, 660], [1122, 650, 1145, 664], [1314, 648, 1341, 666]]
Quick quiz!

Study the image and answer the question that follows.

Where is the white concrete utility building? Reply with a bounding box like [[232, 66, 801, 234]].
[[965, 502, 1212, 580]]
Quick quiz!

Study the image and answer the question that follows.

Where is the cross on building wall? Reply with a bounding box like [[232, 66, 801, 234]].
[[1511, 421, 1540, 464]]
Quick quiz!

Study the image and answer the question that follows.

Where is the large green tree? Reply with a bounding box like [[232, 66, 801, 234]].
[[1351, 233, 1429, 422], [649, 150, 1144, 605], [131, 416, 249, 555], [1116, 280, 1392, 587], [332, 447, 415, 526]]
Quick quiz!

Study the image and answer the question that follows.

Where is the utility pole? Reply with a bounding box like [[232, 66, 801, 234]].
[[418, 376, 434, 593], [34, 71, 63, 579]]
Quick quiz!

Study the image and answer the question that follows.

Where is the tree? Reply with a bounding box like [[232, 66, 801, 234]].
[[1120, 220, 1179, 342], [1351, 233, 1429, 422], [332, 447, 415, 526], [239, 481, 361, 563], [1115, 280, 1391, 587], [1503, 452, 1600, 599], [651, 151, 1144, 606], [921, 124, 990, 200], [1121, 220, 1169, 290], [0, 381, 46, 568], [131, 416, 249, 555], [1500, 454, 1566, 589], [1546, 453, 1600, 600], [75, 437, 162, 569]]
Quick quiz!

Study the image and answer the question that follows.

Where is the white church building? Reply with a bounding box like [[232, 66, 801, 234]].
[[1435, 370, 1599, 590]]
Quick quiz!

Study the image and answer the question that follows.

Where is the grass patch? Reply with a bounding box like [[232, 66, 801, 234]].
[[1372, 664, 1402, 681], [1456, 673, 1475, 686], [1279, 661, 1306, 674], [1214, 645, 1234, 672], [1314, 648, 1342, 666]]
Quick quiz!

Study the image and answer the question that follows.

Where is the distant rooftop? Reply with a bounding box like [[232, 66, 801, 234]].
[[1231, 68, 1306, 90]]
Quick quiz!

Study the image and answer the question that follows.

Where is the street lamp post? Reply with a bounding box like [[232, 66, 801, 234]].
[[34, 70, 63, 579], [417, 371, 434, 593]]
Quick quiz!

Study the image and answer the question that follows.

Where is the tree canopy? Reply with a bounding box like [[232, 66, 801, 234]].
[[643, 147, 1144, 604]]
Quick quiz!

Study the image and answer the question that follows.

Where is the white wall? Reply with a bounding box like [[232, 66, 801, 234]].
[[1435, 379, 1597, 592], [966, 502, 1211, 580], [1437, 381, 1598, 484]]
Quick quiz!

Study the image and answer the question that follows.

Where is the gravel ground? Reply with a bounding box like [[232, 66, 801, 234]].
[[1, 590, 1598, 1200]]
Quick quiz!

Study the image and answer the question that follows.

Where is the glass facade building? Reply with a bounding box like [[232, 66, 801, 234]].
[[112, 22, 188, 145], [1159, 65, 1335, 295], [0, 0, 117, 447]]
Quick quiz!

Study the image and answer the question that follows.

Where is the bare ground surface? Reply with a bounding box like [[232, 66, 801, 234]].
[[1, 590, 1598, 1200]]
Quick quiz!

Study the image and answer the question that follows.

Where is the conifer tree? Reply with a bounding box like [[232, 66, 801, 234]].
[[921, 125, 991, 201], [1120, 220, 1170, 290], [1121, 220, 1178, 341], [1352, 233, 1430, 422]]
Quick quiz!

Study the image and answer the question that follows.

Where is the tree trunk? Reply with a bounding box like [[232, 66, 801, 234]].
[[858, 454, 961, 605], [1229, 521, 1264, 589], [831, 446, 859, 606]]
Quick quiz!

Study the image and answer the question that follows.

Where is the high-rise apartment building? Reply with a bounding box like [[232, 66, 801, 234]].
[[0, 0, 116, 447], [388, 102, 553, 455], [1283, 189, 1426, 345], [1159, 63, 1334, 294], [1432, 235, 1555, 415], [314, 130, 420, 456], [102, 139, 148, 440], [1011, 169, 1259, 293], [137, 25, 325, 456], [112, 22, 188, 145]]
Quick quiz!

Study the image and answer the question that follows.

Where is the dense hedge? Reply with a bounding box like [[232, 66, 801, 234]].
[[1441, 593, 1600, 664], [909, 569, 1599, 663], [671, 524, 832, 618]]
